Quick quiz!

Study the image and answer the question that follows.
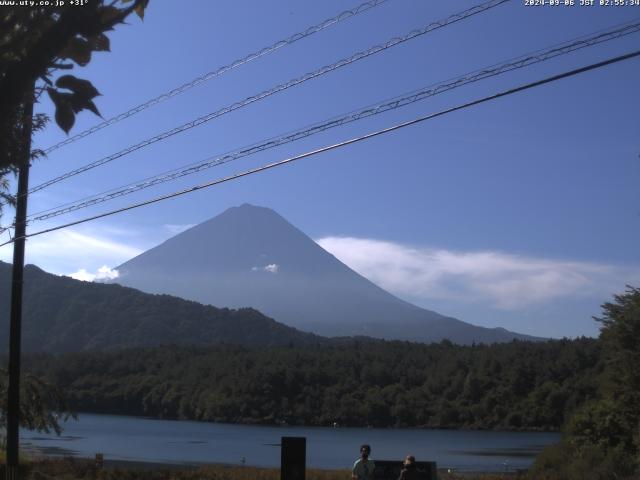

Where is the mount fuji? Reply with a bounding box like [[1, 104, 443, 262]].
[[115, 204, 541, 344]]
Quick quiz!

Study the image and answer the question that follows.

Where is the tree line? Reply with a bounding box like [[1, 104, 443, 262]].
[[23, 336, 601, 431]]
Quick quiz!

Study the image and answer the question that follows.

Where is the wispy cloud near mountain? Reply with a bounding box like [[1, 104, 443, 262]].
[[0, 227, 144, 278], [317, 237, 637, 310]]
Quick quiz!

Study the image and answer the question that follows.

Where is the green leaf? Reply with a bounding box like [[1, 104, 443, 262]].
[[47, 87, 76, 134], [99, 6, 122, 25], [46, 86, 61, 105], [54, 87, 101, 118], [59, 37, 92, 66], [56, 75, 100, 99], [88, 33, 110, 52], [134, 0, 149, 20], [54, 105, 75, 134], [83, 99, 101, 117], [69, 94, 101, 117]]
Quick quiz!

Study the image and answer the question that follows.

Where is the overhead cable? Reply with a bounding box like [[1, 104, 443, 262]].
[[24, 20, 640, 224], [2, 48, 637, 247], [42, 0, 391, 155], [27, 0, 509, 195]]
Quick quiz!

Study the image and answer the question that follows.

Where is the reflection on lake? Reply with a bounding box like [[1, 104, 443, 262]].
[[21, 413, 560, 472]]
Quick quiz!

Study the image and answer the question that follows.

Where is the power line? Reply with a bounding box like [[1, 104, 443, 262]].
[[3, 48, 637, 248], [23, 19, 640, 224], [41, 0, 391, 155], [2, 17, 637, 235], [27, 0, 509, 196]]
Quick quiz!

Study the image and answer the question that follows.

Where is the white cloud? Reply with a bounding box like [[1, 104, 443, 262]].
[[264, 263, 279, 274], [67, 269, 94, 282], [317, 236, 636, 310], [251, 264, 279, 274], [0, 227, 144, 276], [27, 230, 140, 261], [69, 266, 120, 282]]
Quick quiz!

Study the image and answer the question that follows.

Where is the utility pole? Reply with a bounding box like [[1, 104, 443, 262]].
[[5, 87, 34, 480]]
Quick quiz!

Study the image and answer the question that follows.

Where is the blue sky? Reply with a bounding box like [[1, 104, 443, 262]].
[[1, 0, 639, 338]]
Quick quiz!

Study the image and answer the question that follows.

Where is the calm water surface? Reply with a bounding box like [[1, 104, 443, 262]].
[[21, 413, 560, 472]]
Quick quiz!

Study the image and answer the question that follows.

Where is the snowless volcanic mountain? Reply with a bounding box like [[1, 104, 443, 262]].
[[116, 204, 540, 344]]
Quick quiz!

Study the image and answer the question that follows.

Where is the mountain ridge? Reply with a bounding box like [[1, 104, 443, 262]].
[[0, 261, 323, 353], [116, 204, 542, 344]]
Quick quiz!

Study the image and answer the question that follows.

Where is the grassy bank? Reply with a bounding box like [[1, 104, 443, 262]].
[[2, 457, 523, 480]]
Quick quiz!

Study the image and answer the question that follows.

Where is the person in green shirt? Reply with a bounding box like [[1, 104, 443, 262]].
[[352, 444, 375, 480]]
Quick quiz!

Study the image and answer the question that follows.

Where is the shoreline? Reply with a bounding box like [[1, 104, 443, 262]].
[[23, 443, 538, 475], [19, 455, 524, 479], [63, 410, 562, 434], [24, 452, 526, 477]]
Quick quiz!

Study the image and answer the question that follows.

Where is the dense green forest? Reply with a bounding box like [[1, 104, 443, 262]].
[[0, 262, 322, 352], [24, 337, 600, 431], [528, 287, 640, 479]]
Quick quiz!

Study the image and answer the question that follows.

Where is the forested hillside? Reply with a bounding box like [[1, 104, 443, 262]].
[[529, 287, 640, 479], [25, 337, 600, 431], [0, 262, 322, 352]]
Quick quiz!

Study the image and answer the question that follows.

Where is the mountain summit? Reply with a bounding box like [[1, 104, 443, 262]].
[[116, 204, 539, 344]]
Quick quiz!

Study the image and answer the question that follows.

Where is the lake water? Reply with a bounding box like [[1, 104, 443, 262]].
[[21, 413, 560, 472]]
